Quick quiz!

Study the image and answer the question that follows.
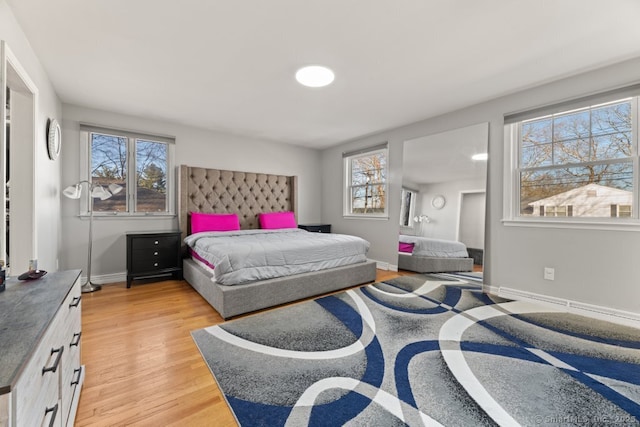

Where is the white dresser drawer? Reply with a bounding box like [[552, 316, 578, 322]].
[[60, 283, 82, 426], [14, 318, 64, 426]]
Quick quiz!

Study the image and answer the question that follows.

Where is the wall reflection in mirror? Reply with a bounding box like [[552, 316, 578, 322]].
[[399, 122, 488, 276]]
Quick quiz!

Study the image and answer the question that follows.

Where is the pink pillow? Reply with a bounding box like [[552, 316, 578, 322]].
[[259, 211, 297, 229], [399, 242, 414, 253], [190, 212, 240, 233]]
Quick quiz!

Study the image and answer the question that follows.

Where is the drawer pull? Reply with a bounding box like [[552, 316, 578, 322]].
[[71, 367, 83, 386], [154, 240, 159, 245], [42, 346, 64, 375], [153, 251, 158, 256], [45, 403, 58, 427], [69, 295, 82, 308], [153, 262, 158, 267], [70, 331, 82, 347]]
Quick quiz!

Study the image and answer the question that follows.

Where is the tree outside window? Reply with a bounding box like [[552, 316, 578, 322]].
[[88, 128, 172, 214], [345, 148, 388, 217], [517, 99, 635, 218]]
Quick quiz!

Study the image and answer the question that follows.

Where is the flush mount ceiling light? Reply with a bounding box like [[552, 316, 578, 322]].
[[472, 153, 488, 161], [295, 65, 335, 88]]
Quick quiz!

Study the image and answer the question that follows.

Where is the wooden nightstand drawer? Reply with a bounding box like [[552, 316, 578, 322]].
[[130, 235, 180, 250], [131, 249, 179, 271], [298, 224, 331, 233], [126, 231, 183, 288]]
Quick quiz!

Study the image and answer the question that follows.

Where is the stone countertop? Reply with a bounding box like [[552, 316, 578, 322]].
[[0, 269, 81, 394]]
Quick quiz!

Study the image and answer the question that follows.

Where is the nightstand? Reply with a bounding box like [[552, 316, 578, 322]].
[[298, 224, 331, 233], [126, 230, 183, 288]]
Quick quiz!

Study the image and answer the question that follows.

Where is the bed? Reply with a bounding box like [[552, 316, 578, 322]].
[[397, 234, 474, 273], [179, 165, 377, 319]]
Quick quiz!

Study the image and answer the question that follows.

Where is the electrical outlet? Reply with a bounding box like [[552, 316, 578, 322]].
[[544, 267, 555, 281]]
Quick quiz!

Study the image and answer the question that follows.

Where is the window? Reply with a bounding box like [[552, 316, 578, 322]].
[[612, 204, 632, 217], [543, 205, 572, 217], [506, 94, 639, 223], [82, 125, 174, 216], [400, 188, 417, 226], [344, 144, 388, 217]]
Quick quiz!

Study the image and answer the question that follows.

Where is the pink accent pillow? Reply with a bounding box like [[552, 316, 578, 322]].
[[399, 242, 414, 253], [259, 211, 297, 229], [190, 212, 240, 233]]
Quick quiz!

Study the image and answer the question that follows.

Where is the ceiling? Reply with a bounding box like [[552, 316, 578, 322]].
[[6, 0, 640, 149], [403, 122, 488, 185]]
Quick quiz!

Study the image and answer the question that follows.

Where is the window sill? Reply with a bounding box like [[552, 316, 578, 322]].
[[343, 215, 389, 221], [502, 217, 640, 232], [77, 213, 176, 220]]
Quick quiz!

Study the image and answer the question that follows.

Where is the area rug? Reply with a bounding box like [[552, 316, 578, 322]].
[[192, 274, 640, 426]]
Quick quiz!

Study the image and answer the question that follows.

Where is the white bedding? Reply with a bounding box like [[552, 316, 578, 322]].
[[399, 234, 469, 258], [184, 228, 370, 285]]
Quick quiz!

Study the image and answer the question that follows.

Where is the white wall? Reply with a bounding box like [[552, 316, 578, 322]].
[[322, 56, 640, 315], [417, 177, 485, 240], [1, 0, 62, 274], [61, 104, 322, 282]]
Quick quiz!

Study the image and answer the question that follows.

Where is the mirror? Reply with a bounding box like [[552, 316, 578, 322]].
[[400, 122, 489, 275]]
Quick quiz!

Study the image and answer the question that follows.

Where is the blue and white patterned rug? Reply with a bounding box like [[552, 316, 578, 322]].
[[191, 274, 640, 426]]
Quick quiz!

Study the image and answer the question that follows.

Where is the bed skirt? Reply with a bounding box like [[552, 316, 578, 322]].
[[183, 258, 377, 319], [398, 252, 473, 273]]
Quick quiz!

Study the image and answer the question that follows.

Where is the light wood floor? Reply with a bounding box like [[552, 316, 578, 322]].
[[75, 269, 409, 426]]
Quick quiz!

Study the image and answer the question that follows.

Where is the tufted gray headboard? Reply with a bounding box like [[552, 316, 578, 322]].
[[179, 165, 298, 242]]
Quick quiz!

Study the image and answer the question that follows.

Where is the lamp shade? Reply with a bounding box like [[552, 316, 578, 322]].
[[414, 214, 430, 223], [91, 185, 112, 200], [63, 184, 82, 199], [108, 183, 123, 195]]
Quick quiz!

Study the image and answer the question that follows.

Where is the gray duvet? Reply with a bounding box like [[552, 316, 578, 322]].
[[184, 228, 370, 285], [399, 234, 469, 258]]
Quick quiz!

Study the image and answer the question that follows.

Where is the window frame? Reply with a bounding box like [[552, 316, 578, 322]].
[[79, 125, 176, 218], [343, 145, 389, 219], [399, 188, 417, 227], [503, 93, 640, 231]]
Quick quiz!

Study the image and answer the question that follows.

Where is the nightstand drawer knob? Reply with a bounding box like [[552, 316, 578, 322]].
[[153, 251, 158, 256], [154, 262, 158, 267], [154, 240, 159, 245]]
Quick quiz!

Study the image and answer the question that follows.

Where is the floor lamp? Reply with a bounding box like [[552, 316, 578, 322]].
[[413, 214, 430, 237], [63, 181, 122, 293]]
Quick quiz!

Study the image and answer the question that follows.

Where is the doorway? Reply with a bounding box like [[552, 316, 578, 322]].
[[458, 190, 485, 269], [2, 41, 37, 275]]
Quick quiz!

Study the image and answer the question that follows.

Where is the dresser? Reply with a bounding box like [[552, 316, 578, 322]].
[[126, 230, 183, 288], [0, 270, 83, 427]]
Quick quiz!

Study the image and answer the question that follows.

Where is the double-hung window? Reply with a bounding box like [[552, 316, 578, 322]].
[[81, 125, 175, 216], [344, 144, 388, 218], [505, 90, 640, 225], [400, 188, 417, 226]]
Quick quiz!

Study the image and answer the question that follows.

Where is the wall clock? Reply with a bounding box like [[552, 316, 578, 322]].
[[431, 194, 446, 209], [47, 118, 61, 161]]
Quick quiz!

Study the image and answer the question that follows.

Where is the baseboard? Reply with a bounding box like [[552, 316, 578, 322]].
[[491, 286, 640, 329], [369, 259, 398, 271], [84, 272, 126, 285], [83, 261, 403, 285]]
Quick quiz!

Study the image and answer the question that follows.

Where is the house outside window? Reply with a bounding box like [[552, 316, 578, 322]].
[[505, 94, 639, 224], [81, 125, 175, 216], [344, 144, 388, 218]]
